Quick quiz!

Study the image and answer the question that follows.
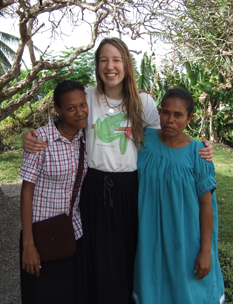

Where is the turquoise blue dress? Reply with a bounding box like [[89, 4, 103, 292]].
[[133, 129, 225, 304]]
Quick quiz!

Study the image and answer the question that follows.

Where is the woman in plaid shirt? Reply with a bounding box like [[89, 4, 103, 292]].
[[19, 80, 88, 304]]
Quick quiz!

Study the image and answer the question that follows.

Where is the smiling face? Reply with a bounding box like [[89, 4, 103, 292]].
[[98, 43, 125, 96], [55, 89, 88, 132], [159, 97, 194, 139]]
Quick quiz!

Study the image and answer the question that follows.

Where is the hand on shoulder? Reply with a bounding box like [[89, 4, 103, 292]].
[[22, 129, 46, 153], [199, 140, 214, 162]]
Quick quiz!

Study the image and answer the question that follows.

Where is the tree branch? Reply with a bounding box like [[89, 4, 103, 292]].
[[0, 0, 172, 121]]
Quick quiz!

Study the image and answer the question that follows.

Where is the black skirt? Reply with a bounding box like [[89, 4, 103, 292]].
[[20, 232, 78, 304], [76, 168, 138, 304]]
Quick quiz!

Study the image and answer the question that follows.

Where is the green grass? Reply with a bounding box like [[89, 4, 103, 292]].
[[218, 242, 233, 303], [213, 145, 233, 303], [0, 149, 23, 183], [213, 144, 233, 244], [0, 133, 23, 183]]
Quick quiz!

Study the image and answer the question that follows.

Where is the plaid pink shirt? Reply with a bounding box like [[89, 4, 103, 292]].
[[19, 117, 88, 240]]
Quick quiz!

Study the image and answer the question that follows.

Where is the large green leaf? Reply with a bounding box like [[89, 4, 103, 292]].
[[184, 62, 197, 86], [138, 52, 154, 91], [131, 54, 140, 82], [217, 72, 226, 84]]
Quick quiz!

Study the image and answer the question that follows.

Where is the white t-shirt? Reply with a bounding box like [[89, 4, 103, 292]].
[[85, 87, 160, 172]]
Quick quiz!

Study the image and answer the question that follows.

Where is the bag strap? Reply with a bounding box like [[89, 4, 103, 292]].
[[69, 138, 85, 217]]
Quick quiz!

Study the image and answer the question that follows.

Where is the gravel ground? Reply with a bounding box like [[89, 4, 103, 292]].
[[0, 181, 22, 304]]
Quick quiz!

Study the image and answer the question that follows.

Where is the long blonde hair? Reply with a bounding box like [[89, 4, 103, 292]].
[[95, 37, 144, 149]]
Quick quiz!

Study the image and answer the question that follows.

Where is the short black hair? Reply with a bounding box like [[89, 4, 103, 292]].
[[54, 80, 85, 107], [161, 88, 194, 116]]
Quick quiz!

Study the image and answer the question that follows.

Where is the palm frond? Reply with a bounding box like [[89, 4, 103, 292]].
[[0, 40, 16, 61], [0, 49, 11, 75], [152, 32, 171, 43], [0, 64, 4, 76], [0, 32, 42, 55], [0, 31, 21, 45]]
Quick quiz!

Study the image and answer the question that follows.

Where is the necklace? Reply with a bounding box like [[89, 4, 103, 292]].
[[104, 95, 124, 115], [58, 122, 77, 136]]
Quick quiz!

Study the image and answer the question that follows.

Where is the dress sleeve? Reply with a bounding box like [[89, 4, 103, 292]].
[[18, 130, 45, 184], [140, 92, 160, 129], [194, 141, 217, 198]]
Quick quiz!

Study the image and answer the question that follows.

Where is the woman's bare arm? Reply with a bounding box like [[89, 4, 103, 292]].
[[20, 180, 41, 276], [194, 191, 213, 280]]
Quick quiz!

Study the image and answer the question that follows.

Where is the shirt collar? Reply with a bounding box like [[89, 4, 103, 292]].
[[46, 117, 85, 144]]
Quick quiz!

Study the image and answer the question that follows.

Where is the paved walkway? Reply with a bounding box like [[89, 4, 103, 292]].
[[0, 181, 22, 304]]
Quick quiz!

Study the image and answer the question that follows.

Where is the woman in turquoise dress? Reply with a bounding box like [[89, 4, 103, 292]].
[[133, 88, 225, 304]]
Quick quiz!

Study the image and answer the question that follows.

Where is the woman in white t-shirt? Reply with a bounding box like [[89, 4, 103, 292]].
[[22, 37, 213, 304]]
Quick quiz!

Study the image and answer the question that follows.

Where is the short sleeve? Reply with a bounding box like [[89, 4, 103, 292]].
[[140, 93, 160, 129], [18, 149, 44, 183], [18, 129, 45, 183], [193, 141, 217, 198]]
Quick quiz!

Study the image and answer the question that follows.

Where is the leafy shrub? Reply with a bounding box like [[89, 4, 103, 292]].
[[218, 242, 233, 303], [0, 92, 56, 137]]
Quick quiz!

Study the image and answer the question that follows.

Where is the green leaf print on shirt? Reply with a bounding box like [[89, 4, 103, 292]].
[[94, 113, 131, 155]]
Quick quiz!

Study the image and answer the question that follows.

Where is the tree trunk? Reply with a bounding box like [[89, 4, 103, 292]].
[[0, 132, 5, 153], [209, 101, 219, 142], [0, 132, 14, 154], [200, 104, 207, 139]]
